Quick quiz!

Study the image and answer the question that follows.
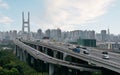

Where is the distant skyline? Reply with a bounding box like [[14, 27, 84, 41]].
[[0, 0, 120, 34]]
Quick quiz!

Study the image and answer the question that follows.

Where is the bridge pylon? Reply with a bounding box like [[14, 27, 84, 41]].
[[22, 12, 30, 40]]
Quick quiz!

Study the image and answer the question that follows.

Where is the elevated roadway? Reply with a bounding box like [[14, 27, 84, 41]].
[[14, 39, 99, 72], [21, 39, 120, 73]]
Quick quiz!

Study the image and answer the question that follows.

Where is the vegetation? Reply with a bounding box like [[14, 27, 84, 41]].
[[92, 71, 102, 75], [0, 49, 42, 75]]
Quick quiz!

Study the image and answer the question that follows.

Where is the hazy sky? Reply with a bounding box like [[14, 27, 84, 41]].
[[0, 0, 120, 34]]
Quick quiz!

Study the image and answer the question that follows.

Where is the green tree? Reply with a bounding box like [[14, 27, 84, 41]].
[[0, 50, 42, 75]]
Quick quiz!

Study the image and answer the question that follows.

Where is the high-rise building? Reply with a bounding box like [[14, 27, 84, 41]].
[[36, 29, 43, 39], [13, 30, 17, 39], [96, 33, 102, 42], [101, 30, 107, 42], [57, 28, 61, 41], [89, 30, 95, 39], [45, 29, 50, 38], [49, 28, 61, 41]]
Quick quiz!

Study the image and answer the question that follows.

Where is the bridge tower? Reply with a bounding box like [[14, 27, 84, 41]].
[[22, 12, 30, 40]]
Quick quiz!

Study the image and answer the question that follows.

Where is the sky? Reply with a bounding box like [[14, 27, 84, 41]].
[[0, 0, 120, 34]]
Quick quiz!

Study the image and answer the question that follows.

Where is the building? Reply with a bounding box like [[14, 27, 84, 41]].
[[77, 38, 96, 47], [12, 30, 17, 40], [57, 28, 61, 41], [36, 29, 43, 39], [101, 30, 107, 42], [45, 29, 50, 38], [97, 42, 120, 50], [50, 28, 61, 41]]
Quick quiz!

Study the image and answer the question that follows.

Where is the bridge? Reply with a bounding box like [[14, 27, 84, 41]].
[[13, 39, 120, 75]]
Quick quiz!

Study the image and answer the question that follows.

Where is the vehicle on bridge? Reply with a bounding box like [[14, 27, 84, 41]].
[[72, 48, 80, 53], [102, 51, 109, 59], [83, 49, 89, 54], [80, 47, 89, 54]]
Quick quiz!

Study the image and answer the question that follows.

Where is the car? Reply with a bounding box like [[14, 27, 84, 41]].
[[83, 50, 89, 54], [102, 51, 109, 59], [72, 48, 80, 53], [83, 49, 89, 54]]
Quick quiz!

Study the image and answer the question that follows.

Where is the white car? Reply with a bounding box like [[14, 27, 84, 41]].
[[82, 48, 89, 54], [102, 52, 109, 59], [83, 50, 89, 54]]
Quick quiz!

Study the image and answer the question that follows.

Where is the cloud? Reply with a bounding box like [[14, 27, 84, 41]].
[[43, 0, 115, 31], [32, 17, 76, 31], [0, 15, 13, 24], [0, 0, 12, 25], [0, 0, 9, 9]]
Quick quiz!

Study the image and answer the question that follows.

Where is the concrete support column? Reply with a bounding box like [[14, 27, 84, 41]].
[[39, 46, 42, 52], [36, 46, 39, 50], [27, 54, 31, 65], [16, 46, 18, 57], [34, 45, 37, 49], [63, 52, 67, 60], [68, 69, 72, 75], [19, 49, 23, 61], [42, 46, 44, 52], [14, 45, 17, 54], [25, 52, 28, 60], [28, 56, 35, 67], [53, 51, 57, 58], [49, 64, 54, 75], [45, 48, 48, 54], [17, 48, 20, 58], [22, 51, 26, 62], [30, 56, 34, 64], [62, 66, 69, 75]]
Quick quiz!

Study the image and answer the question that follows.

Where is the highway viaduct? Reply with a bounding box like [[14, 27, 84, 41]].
[[13, 39, 120, 75]]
